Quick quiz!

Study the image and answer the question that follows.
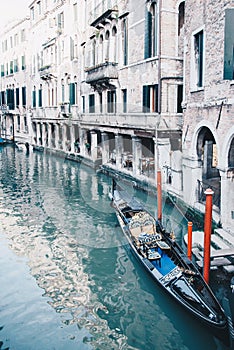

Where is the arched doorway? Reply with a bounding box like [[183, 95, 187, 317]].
[[196, 127, 220, 208]]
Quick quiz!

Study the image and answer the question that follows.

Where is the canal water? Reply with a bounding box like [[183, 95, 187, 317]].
[[0, 145, 230, 350]]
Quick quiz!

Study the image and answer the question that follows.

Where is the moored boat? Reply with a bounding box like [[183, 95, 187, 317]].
[[110, 180, 229, 342]]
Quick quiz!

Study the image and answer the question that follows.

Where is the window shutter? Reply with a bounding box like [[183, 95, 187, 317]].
[[22, 87, 26, 106], [144, 8, 152, 59], [143, 85, 150, 112], [16, 88, 20, 107], [224, 9, 234, 80], [69, 83, 75, 105]]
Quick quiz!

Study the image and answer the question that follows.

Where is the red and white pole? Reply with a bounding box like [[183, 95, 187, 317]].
[[187, 221, 193, 260], [203, 188, 214, 284]]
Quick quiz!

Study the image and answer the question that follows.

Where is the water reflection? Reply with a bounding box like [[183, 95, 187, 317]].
[[0, 146, 229, 350]]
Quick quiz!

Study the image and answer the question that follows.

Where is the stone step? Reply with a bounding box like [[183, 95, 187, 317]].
[[214, 228, 234, 248], [211, 234, 231, 250]]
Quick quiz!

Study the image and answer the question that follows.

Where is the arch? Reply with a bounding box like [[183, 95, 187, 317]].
[[228, 137, 234, 168], [220, 125, 234, 169]]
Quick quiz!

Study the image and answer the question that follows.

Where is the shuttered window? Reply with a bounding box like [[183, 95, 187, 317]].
[[69, 83, 75, 105], [32, 89, 36, 108], [89, 94, 95, 113], [223, 9, 234, 80], [38, 89, 42, 107], [143, 85, 158, 112], [22, 86, 26, 107], [16, 88, 20, 107]]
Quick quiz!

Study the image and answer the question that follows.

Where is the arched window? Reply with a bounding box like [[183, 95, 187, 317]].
[[228, 138, 234, 168], [99, 34, 104, 63], [105, 30, 110, 61], [112, 26, 117, 62], [178, 1, 185, 36], [145, 1, 158, 59]]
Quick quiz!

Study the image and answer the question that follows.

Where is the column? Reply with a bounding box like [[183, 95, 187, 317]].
[[54, 123, 59, 149], [91, 131, 98, 160], [115, 133, 123, 169], [101, 132, 109, 165], [36, 123, 41, 145], [70, 124, 75, 153], [132, 136, 142, 176], [79, 128, 86, 156], [47, 123, 52, 148], [62, 124, 66, 151]]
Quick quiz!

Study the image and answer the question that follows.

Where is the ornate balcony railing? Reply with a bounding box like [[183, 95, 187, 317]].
[[85, 61, 118, 87]]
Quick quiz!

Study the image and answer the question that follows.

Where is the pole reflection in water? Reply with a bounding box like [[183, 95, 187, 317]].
[[0, 146, 229, 350]]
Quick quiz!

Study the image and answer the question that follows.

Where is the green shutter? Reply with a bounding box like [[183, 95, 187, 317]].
[[69, 83, 75, 105], [143, 85, 150, 112], [144, 8, 152, 59], [224, 9, 234, 80]]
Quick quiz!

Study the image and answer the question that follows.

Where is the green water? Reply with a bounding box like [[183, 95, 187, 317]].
[[0, 146, 229, 350]]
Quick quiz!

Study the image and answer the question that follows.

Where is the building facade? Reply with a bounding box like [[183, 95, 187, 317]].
[[182, 0, 234, 231], [0, 0, 233, 234]]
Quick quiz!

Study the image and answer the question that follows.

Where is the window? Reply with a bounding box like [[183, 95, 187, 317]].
[[99, 92, 103, 113], [194, 30, 204, 88], [14, 59, 18, 73], [21, 29, 26, 42], [70, 37, 74, 60], [1, 91, 6, 105], [177, 85, 183, 113], [14, 34, 19, 46], [31, 6, 35, 20], [38, 85, 42, 107], [122, 89, 127, 113], [142, 85, 158, 112], [105, 31, 110, 61], [32, 87, 36, 108], [145, 1, 158, 59], [16, 88, 20, 107], [1, 64, 4, 77], [22, 86, 26, 107], [73, 3, 77, 22], [82, 96, 85, 113], [89, 94, 95, 113], [69, 83, 75, 105], [10, 61, 13, 74], [17, 115, 20, 130], [122, 18, 128, 65], [58, 12, 64, 29], [38, 1, 41, 15], [178, 2, 185, 36], [22, 55, 26, 70], [7, 89, 15, 110], [223, 9, 234, 80], [10, 36, 13, 48], [107, 90, 116, 113]]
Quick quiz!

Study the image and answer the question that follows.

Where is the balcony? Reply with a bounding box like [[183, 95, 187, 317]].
[[89, 1, 118, 28], [39, 64, 57, 80], [85, 62, 118, 91], [80, 112, 160, 130]]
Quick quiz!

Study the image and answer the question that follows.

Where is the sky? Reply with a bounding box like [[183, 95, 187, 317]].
[[0, 0, 30, 31]]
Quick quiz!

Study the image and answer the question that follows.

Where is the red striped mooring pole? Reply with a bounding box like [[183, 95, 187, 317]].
[[203, 188, 214, 284]]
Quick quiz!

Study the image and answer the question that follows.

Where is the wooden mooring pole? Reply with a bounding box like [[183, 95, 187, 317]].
[[187, 221, 193, 260], [203, 188, 214, 284], [157, 169, 162, 222]]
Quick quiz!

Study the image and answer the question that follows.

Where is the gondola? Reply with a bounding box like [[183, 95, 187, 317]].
[[110, 180, 229, 342]]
